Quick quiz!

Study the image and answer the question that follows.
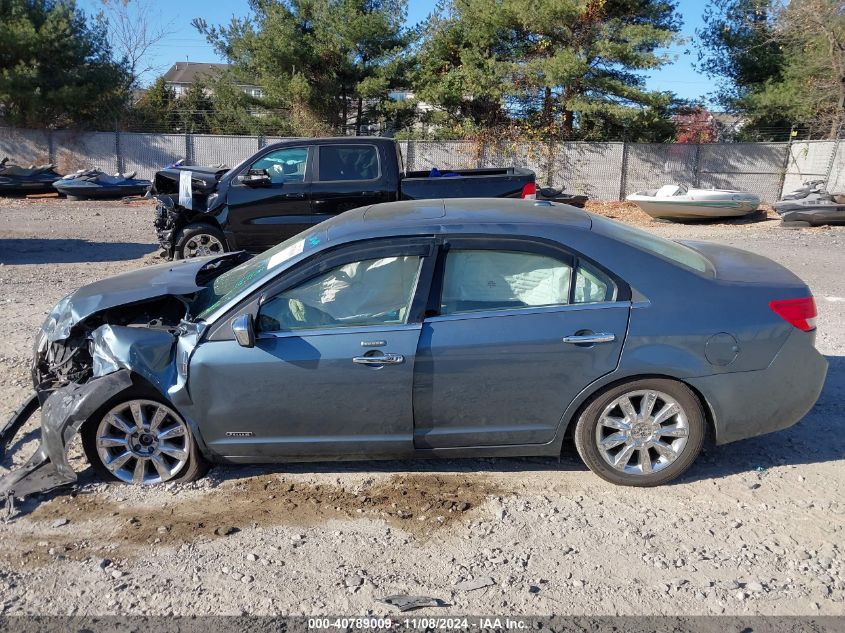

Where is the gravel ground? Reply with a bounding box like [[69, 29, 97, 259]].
[[0, 196, 843, 617]]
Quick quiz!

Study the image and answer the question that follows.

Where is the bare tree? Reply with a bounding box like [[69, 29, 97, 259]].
[[100, 0, 176, 88]]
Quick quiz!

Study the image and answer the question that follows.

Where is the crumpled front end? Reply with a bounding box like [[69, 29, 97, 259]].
[[0, 253, 240, 515], [154, 195, 180, 257], [0, 371, 133, 508]]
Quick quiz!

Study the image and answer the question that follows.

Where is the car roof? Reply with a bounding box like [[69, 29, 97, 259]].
[[325, 198, 592, 241]]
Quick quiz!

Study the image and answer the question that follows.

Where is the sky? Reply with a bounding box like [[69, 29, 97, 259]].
[[78, 0, 716, 104]]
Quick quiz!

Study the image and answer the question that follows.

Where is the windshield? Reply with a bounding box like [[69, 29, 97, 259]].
[[191, 227, 326, 320]]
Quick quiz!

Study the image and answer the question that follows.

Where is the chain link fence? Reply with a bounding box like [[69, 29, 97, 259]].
[[1, 127, 842, 202]]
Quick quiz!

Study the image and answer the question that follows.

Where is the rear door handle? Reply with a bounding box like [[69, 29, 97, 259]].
[[562, 333, 616, 344], [352, 353, 404, 365]]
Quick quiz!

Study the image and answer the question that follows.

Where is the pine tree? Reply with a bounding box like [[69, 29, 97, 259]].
[[0, 0, 130, 128], [194, 0, 413, 135], [132, 76, 177, 131], [414, 0, 681, 140]]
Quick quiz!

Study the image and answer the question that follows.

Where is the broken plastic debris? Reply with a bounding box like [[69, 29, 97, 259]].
[[378, 595, 443, 612], [453, 576, 496, 592]]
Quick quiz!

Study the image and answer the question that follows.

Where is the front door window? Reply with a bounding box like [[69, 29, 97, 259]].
[[251, 147, 308, 184], [258, 255, 422, 331]]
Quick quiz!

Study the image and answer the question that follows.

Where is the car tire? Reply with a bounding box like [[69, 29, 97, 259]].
[[573, 378, 706, 486], [174, 223, 227, 260], [81, 386, 209, 485]]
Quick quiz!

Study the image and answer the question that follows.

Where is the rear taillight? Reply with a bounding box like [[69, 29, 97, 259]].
[[769, 297, 817, 331], [521, 182, 536, 200]]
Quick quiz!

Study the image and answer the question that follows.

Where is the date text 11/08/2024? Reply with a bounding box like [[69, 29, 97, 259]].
[[307, 617, 530, 630]]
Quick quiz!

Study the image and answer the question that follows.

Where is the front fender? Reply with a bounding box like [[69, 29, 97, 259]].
[[90, 324, 178, 396], [0, 370, 133, 503]]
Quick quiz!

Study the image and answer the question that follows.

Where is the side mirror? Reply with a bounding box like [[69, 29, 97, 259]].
[[232, 314, 255, 348], [241, 169, 272, 187]]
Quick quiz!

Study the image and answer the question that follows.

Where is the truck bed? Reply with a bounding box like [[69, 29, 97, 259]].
[[400, 167, 534, 200]]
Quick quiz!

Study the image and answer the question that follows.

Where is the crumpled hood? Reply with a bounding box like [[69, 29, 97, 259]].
[[42, 253, 241, 343], [154, 165, 228, 195]]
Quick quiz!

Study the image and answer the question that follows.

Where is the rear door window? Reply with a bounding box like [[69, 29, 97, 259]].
[[574, 261, 617, 303], [440, 249, 572, 315], [318, 145, 380, 181]]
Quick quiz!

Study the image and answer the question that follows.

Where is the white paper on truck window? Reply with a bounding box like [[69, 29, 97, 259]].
[[267, 239, 305, 269], [178, 170, 193, 209]]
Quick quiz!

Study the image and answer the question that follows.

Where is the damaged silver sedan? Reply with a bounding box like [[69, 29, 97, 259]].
[[0, 199, 828, 505]]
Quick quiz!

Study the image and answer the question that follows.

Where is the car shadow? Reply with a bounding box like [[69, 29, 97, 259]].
[[0, 238, 156, 264]]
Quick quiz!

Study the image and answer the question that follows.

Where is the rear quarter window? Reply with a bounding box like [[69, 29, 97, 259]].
[[591, 215, 713, 275]]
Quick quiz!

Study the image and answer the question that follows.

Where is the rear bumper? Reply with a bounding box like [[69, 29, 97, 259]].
[[687, 330, 827, 444]]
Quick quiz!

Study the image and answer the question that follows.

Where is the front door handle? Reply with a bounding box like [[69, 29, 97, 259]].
[[352, 353, 405, 365], [562, 333, 616, 344]]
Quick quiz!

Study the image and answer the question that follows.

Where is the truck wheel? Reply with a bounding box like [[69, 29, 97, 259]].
[[81, 387, 209, 485], [174, 223, 227, 259]]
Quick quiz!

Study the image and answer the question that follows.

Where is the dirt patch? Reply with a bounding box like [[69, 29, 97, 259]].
[[18, 473, 510, 560], [586, 200, 656, 225]]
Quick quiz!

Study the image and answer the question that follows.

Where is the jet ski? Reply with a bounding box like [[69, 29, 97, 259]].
[[53, 168, 152, 200], [779, 179, 826, 200], [0, 157, 62, 194], [536, 186, 588, 208], [627, 184, 760, 220], [774, 180, 845, 226]]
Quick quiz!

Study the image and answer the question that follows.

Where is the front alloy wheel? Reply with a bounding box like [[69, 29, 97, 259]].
[[574, 379, 705, 486], [95, 399, 191, 484]]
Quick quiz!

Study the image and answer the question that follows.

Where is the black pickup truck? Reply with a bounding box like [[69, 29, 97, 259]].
[[153, 136, 536, 259]]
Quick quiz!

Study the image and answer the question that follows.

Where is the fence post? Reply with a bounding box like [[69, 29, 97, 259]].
[[777, 125, 794, 199], [47, 129, 55, 166], [824, 123, 842, 188], [693, 144, 702, 187], [185, 132, 193, 164], [545, 139, 556, 187], [618, 140, 629, 201], [115, 127, 124, 174], [258, 135, 265, 150], [406, 140, 416, 172]]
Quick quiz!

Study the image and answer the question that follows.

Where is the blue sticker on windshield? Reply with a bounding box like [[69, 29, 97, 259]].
[[308, 236, 321, 247]]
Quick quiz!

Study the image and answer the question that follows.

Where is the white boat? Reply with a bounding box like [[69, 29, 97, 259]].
[[626, 184, 760, 220]]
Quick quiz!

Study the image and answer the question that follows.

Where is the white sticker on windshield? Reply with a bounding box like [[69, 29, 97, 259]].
[[178, 170, 193, 209], [267, 239, 305, 269]]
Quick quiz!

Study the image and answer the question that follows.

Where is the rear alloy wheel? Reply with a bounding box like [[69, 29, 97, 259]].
[[175, 223, 227, 259], [574, 379, 705, 486], [83, 394, 208, 485]]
